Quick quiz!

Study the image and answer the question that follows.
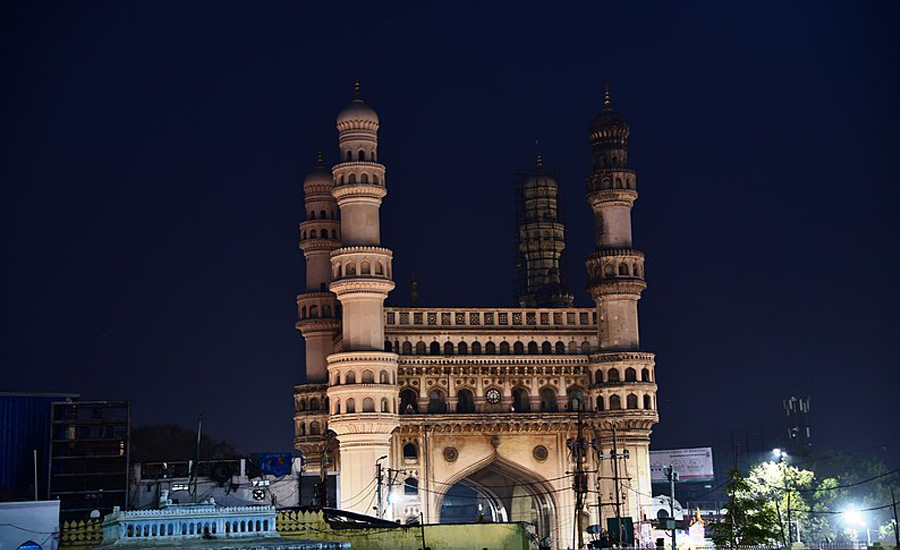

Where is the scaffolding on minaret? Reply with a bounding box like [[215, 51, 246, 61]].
[[513, 148, 575, 308]]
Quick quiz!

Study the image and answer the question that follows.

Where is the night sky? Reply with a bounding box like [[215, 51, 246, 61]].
[[2, 2, 898, 459]]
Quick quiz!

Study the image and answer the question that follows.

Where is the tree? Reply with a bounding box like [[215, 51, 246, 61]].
[[745, 460, 816, 544], [131, 424, 238, 463], [709, 468, 782, 547]]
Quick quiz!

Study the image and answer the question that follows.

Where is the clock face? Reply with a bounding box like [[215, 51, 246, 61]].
[[485, 389, 502, 404]]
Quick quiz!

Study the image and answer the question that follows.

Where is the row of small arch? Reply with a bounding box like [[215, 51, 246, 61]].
[[385, 339, 592, 356], [397, 386, 655, 414], [595, 366, 653, 383], [589, 262, 642, 279], [306, 209, 337, 221], [336, 172, 381, 186], [331, 368, 393, 386], [597, 176, 635, 190], [124, 519, 267, 538], [301, 228, 339, 241], [343, 149, 375, 162], [333, 258, 389, 278], [299, 303, 339, 320]]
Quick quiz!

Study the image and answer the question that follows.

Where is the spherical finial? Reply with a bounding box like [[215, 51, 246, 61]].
[[604, 83, 612, 111], [535, 140, 543, 169], [316, 149, 324, 167], [354, 76, 361, 99]]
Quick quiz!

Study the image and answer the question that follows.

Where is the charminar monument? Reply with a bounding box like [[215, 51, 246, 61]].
[[293, 80, 658, 549]]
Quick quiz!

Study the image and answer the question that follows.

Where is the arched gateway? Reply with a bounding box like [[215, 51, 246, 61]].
[[435, 457, 557, 540]]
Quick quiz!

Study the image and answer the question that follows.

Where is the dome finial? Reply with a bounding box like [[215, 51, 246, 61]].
[[354, 76, 361, 99], [535, 140, 543, 169], [604, 82, 612, 111], [316, 149, 324, 167]]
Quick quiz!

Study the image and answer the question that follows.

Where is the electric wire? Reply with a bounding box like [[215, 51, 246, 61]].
[[387, 468, 576, 489]]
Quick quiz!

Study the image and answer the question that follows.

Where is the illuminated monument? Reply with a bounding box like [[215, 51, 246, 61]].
[[293, 82, 659, 549]]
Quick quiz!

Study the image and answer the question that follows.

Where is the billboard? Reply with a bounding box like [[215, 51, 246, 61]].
[[650, 447, 714, 483]]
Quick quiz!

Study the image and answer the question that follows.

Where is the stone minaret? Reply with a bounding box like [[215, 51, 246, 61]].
[[585, 86, 658, 523], [325, 81, 399, 514], [517, 152, 574, 308], [297, 151, 342, 383]]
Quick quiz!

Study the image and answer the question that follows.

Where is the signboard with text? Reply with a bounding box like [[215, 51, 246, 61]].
[[650, 447, 714, 482]]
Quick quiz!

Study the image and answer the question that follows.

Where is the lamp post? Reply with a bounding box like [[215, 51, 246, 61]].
[[843, 507, 870, 549], [772, 448, 796, 545], [375, 455, 387, 518]]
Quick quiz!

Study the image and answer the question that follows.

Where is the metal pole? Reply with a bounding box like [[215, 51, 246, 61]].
[[575, 406, 586, 550], [669, 465, 676, 550], [891, 488, 899, 549], [376, 456, 387, 518], [33, 449, 38, 501], [784, 459, 792, 546], [298, 456, 304, 507], [419, 511, 427, 550], [190, 415, 203, 501], [612, 427, 623, 547]]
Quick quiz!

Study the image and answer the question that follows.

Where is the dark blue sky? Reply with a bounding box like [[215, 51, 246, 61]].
[[2, 1, 898, 458]]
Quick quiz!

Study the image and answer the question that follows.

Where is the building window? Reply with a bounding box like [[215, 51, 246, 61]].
[[512, 388, 530, 412], [539, 387, 558, 412], [403, 442, 418, 459], [404, 477, 419, 495], [400, 389, 418, 414], [428, 390, 447, 413], [456, 389, 475, 413]]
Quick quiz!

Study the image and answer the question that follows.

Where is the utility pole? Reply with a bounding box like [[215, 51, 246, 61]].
[[611, 427, 625, 547], [297, 452, 305, 507], [375, 455, 387, 518], [663, 464, 679, 550], [189, 415, 202, 502], [33, 450, 38, 501], [891, 488, 899, 550], [567, 401, 588, 549], [314, 447, 329, 508]]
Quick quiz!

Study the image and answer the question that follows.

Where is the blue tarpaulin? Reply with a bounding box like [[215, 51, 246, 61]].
[[254, 453, 293, 477]]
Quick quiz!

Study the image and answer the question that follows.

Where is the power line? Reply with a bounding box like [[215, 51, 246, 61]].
[[788, 466, 900, 494], [791, 502, 898, 515], [396, 469, 575, 489]]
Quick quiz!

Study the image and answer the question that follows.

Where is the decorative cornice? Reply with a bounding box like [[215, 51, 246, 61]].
[[327, 351, 399, 365], [295, 319, 340, 333], [294, 383, 329, 393], [588, 351, 656, 364], [332, 183, 386, 202], [329, 414, 398, 436], [329, 278, 395, 295], [586, 249, 645, 261], [296, 292, 338, 303], [331, 246, 393, 259], [397, 355, 590, 367], [395, 410, 656, 434], [587, 279, 647, 297], [300, 239, 341, 253], [586, 189, 637, 207]]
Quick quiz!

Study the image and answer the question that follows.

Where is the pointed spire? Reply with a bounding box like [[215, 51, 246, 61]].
[[316, 149, 324, 167], [604, 82, 612, 110], [353, 76, 361, 100]]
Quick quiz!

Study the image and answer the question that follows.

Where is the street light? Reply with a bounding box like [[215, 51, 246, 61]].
[[843, 506, 871, 547]]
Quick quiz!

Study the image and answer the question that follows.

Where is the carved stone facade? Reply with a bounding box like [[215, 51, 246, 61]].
[[294, 82, 659, 550]]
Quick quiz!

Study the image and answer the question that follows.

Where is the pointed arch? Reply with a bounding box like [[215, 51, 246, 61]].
[[433, 455, 558, 542]]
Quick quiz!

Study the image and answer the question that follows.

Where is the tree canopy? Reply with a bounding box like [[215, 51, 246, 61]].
[[131, 423, 238, 463]]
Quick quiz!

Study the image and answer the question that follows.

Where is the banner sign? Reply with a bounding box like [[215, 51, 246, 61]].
[[650, 447, 714, 482], [253, 453, 293, 477]]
